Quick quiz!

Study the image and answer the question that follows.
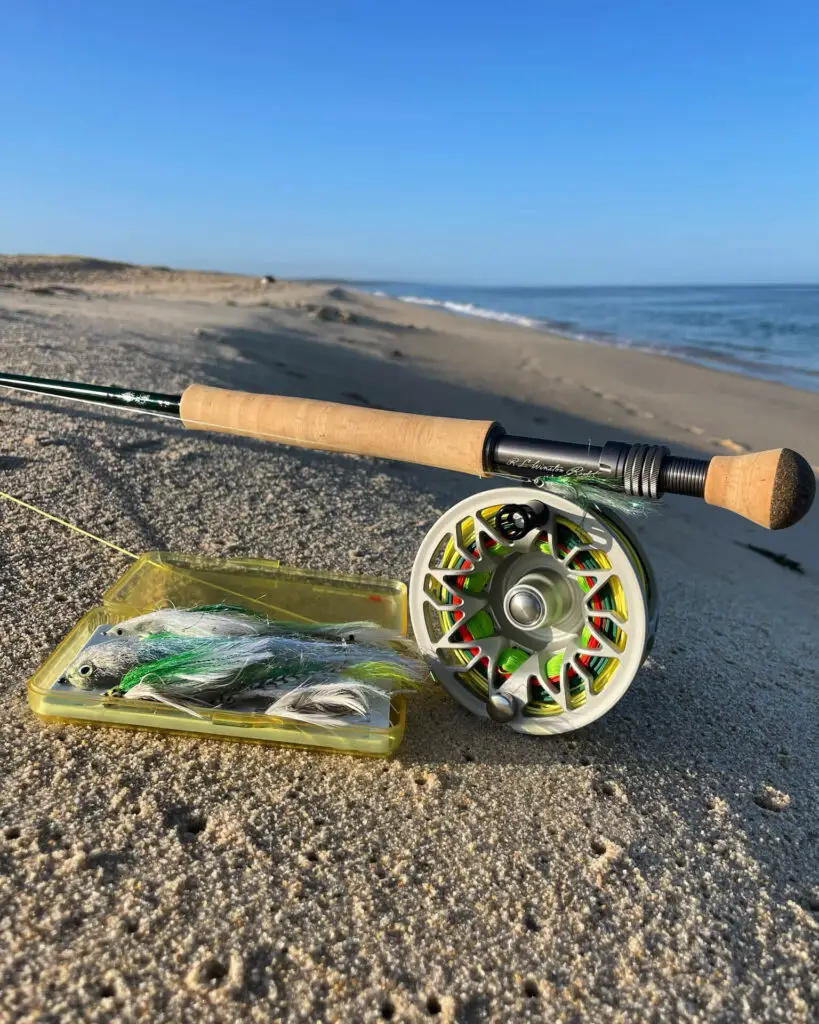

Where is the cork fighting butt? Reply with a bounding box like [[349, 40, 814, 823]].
[[704, 448, 816, 530]]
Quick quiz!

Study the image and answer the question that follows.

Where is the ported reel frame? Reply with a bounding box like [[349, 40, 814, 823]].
[[409, 487, 658, 734]]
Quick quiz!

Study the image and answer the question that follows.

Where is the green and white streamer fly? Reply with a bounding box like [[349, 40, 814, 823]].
[[62, 607, 426, 724], [534, 474, 664, 517], [106, 603, 401, 646]]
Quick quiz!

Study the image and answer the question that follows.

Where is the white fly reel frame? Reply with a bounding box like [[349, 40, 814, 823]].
[[0, 373, 814, 737], [408, 486, 658, 735]]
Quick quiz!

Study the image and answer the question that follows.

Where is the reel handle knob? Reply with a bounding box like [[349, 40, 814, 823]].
[[704, 448, 815, 530]]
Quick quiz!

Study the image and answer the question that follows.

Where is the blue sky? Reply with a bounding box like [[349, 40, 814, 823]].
[[2, 2, 817, 284]]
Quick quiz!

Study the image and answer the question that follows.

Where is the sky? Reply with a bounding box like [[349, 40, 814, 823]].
[[1, 1, 818, 285]]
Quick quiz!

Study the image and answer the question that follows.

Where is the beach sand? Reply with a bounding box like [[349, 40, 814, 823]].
[[0, 256, 816, 1023]]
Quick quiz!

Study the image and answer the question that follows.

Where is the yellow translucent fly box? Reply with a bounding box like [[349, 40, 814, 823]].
[[27, 552, 409, 757]]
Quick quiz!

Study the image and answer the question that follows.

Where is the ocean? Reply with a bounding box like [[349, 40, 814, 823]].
[[357, 283, 819, 394]]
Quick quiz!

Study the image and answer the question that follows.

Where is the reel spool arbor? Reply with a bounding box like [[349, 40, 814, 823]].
[[409, 488, 658, 734]]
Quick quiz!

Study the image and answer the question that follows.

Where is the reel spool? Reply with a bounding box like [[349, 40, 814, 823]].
[[409, 487, 658, 735]]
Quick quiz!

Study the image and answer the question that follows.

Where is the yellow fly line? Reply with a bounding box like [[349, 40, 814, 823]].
[[0, 489, 317, 624]]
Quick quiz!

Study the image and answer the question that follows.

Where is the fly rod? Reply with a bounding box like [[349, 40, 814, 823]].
[[3, 369, 815, 735], [0, 370, 813, 530]]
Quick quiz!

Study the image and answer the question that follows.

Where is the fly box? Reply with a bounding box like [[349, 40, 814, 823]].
[[27, 552, 409, 756]]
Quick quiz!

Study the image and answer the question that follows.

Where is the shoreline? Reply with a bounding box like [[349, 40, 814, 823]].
[[1, 256, 818, 471], [2, 256, 818, 474], [355, 283, 819, 397], [4, 256, 817, 396]]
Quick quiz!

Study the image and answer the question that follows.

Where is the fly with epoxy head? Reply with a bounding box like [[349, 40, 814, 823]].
[[106, 604, 403, 647], [62, 635, 146, 691], [58, 626, 429, 722]]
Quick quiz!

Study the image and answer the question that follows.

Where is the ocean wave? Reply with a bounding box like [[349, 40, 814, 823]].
[[394, 292, 672, 352], [375, 285, 819, 394], [396, 294, 541, 329]]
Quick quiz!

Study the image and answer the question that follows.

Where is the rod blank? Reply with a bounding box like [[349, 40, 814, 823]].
[[0, 371, 180, 417], [0, 371, 813, 530]]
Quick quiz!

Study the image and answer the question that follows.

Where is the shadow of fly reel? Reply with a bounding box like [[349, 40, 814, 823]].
[[409, 488, 658, 734]]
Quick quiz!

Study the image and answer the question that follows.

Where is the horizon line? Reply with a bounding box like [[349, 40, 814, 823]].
[[2, 253, 816, 290], [321, 277, 819, 290]]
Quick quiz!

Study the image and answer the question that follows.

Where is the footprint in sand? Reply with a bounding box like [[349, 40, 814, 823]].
[[0, 456, 30, 471], [585, 391, 657, 420], [342, 391, 391, 411], [620, 404, 653, 418], [715, 438, 750, 453], [116, 438, 166, 454], [271, 360, 306, 380], [668, 423, 708, 437]]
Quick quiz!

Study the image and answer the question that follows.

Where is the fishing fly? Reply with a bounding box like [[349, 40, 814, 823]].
[[61, 616, 426, 722], [104, 603, 402, 645]]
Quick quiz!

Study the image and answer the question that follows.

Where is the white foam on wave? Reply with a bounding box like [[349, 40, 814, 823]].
[[397, 297, 672, 357], [396, 294, 540, 329], [395, 292, 698, 364], [392, 291, 658, 353], [369, 286, 819, 394]]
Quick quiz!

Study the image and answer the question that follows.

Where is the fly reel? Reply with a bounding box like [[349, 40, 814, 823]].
[[409, 487, 658, 734]]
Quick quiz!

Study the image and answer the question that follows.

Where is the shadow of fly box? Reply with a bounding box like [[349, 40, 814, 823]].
[[27, 553, 409, 756]]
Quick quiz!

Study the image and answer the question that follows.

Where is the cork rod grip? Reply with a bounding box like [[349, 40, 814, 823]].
[[704, 448, 816, 530], [179, 384, 496, 476]]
